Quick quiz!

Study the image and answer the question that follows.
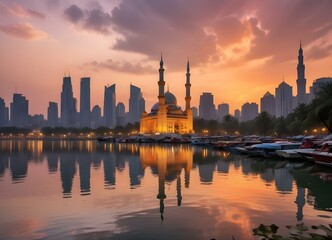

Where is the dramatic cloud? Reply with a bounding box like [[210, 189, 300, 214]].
[[1, 3, 45, 19], [64, 3, 112, 35], [0, 23, 48, 40], [107, 0, 332, 69], [82, 59, 155, 74], [306, 43, 332, 61]]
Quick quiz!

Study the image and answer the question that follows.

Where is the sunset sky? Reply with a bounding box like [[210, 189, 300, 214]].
[[1, 0, 332, 116]]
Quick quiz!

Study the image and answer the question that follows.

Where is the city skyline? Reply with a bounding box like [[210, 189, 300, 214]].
[[1, 0, 332, 116]]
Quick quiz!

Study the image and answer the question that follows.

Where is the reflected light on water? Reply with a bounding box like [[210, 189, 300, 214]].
[[0, 140, 331, 239]]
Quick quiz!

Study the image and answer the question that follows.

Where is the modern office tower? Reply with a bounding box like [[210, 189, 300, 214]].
[[275, 81, 293, 117], [91, 105, 102, 129], [234, 109, 241, 120], [296, 42, 307, 104], [260, 91, 276, 116], [217, 103, 229, 122], [47, 102, 58, 127], [30, 114, 45, 127], [80, 77, 90, 128], [60, 76, 76, 127], [199, 92, 215, 120], [10, 93, 29, 127], [129, 84, 145, 123], [104, 84, 116, 128], [0, 98, 9, 127], [192, 106, 198, 118], [116, 102, 126, 127], [241, 102, 258, 122]]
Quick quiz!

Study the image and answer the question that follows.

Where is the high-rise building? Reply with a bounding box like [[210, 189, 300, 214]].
[[275, 81, 293, 117], [199, 92, 215, 120], [60, 76, 76, 127], [241, 102, 258, 122], [116, 102, 126, 126], [234, 109, 241, 120], [80, 77, 90, 128], [296, 42, 307, 104], [91, 105, 102, 129], [192, 106, 198, 118], [260, 91, 276, 116], [129, 84, 145, 123], [104, 84, 116, 128], [10, 93, 29, 127], [217, 103, 229, 122], [47, 102, 58, 127], [0, 98, 9, 127]]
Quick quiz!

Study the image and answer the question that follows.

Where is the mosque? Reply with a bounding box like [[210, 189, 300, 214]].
[[140, 55, 194, 134]]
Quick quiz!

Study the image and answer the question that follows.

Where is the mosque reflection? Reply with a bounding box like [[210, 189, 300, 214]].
[[0, 140, 332, 219]]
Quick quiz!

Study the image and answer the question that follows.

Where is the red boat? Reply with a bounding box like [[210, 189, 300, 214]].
[[311, 141, 332, 167]]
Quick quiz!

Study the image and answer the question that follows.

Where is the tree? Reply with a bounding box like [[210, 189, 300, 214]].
[[221, 115, 239, 134], [254, 112, 273, 135], [274, 117, 288, 137], [311, 83, 332, 133]]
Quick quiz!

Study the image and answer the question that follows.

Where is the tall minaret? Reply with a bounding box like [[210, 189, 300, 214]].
[[185, 59, 191, 110], [158, 53, 165, 105], [296, 41, 306, 104]]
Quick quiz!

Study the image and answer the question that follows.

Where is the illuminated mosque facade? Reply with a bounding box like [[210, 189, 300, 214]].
[[140, 55, 194, 134]]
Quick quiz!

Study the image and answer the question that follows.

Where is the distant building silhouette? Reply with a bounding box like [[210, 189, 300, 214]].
[[241, 102, 258, 122], [234, 109, 241, 120], [129, 84, 145, 124], [10, 93, 29, 128], [80, 77, 91, 128], [296, 42, 308, 105], [60, 76, 76, 127], [199, 92, 215, 120], [47, 102, 58, 127], [260, 91, 275, 116], [116, 102, 126, 126], [104, 84, 116, 128], [275, 81, 293, 117], [91, 105, 102, 129], [192, 106, 198, 118], [217, 103, 229, 122], [0, 98, 9, 127]]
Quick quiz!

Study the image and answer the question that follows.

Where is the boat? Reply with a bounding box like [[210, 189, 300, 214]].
[[247, 141, 301, 158], [276, 138, 324, 160], [310, 141, 332, 167], [97, 136, 116, 142]]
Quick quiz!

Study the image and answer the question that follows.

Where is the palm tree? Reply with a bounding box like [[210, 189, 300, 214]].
[[311, 83, 332, 133], [255, 111, 273, 136]]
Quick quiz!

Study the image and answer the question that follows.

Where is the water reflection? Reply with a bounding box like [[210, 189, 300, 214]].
[[0, 140, 332, 218]]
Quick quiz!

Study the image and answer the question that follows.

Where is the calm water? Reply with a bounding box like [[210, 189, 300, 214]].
[[0, 140, 331, 240]]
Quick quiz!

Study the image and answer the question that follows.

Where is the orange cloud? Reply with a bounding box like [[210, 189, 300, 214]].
[[0, 23, 48, 40]]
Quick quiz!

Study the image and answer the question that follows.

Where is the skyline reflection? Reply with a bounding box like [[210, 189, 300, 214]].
[[0, 140, 332, 222]]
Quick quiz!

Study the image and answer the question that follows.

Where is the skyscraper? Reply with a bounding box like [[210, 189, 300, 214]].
[[275, 81, 293, 117], [192, 106, 198, 118], [0, 98, 9, 127], [217, 103, 229, 122], [241, 102, 258, 122], [91, 105, 102, 129], [199, 92, 215, 120], [260, 91, 276, 116], [296, 42, 307, 104], [80, 77, 90, 128], [129, 84, 145, 123], [116, 102, 125, 126], [104, 84, 116, 128], [60, 76, 76, 127], [10, 93, 29, 127], [234, 109, 241, 120], [47, 102, 58, 127]]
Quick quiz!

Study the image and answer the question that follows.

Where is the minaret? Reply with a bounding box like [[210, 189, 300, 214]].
[[185, 59, 191, 110], [296, 41, 306, 104], [158, 53, 165, 105]]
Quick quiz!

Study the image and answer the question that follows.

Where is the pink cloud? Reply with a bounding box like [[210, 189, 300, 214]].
[[2, 3, 45, 19], [0, 23, 48, 40]]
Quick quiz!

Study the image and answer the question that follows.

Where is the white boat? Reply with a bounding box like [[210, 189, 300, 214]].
[[310, 141, 332, 167]]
